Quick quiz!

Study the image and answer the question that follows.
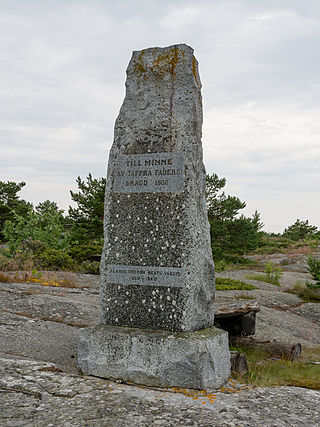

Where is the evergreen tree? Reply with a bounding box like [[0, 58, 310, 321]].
[[68, 174, 106, 243], [3, 200, 68, 252], [206, 174, 263, 259], [283, 219, 318, 240], [0, 180, 32, 240], [206, 173, 246, 221]]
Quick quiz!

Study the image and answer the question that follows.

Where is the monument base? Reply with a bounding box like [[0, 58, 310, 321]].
[[78, 325, 230, 390]]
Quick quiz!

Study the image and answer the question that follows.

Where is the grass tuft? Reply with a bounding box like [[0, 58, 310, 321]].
[[0, 272, 13, 282], [235, 294, 256, 300], [287, 281, 320, 303], [231, 345, 320, 390], [245, 273, 280, 286]]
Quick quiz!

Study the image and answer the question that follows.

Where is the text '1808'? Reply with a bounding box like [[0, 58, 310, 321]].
[[113, 152, 184, 193]]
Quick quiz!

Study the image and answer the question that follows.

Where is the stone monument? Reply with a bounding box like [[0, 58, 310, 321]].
[[78, 44, 230, 389]]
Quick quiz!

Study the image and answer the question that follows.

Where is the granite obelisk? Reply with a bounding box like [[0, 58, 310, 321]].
[[78, 44, 230, 389]]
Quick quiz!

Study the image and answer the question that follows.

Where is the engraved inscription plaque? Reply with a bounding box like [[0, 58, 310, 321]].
[[113, 152, 184, 193], [107, 265, 184, 287]]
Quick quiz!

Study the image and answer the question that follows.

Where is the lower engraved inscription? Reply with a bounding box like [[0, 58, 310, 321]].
[[107, 265, 184, 287], [113, 152, 184, 193]]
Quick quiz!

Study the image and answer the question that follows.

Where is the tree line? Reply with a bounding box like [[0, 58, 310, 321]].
[[0, 174, 319, 273]]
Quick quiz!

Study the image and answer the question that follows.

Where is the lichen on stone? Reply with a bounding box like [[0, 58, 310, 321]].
[[133, 45, 186, 79]]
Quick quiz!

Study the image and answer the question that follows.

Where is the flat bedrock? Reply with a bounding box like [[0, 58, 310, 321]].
[[1, 357, 319, 427]]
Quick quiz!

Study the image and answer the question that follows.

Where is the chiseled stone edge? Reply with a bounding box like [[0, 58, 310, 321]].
[[78, 325, 230, 390]]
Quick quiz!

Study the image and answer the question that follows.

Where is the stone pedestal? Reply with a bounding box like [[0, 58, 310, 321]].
[[78, 325, 230, 389]]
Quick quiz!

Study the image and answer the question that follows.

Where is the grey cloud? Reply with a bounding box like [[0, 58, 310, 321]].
[[0, 0, 319, 231]]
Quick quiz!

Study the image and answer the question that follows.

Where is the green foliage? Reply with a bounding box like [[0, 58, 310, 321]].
[[0, 180, 32, 240], [287, 281, 320, 302], [80, 260, 100, 274], [210, 214, 264, 259], [222, 255, 250, 265], [68, 174, 106, 243], [3, 200, 68, 252], [36, 248, 75, 270], [206, 174, 263, 260], [231, 345, 320, 390], [214, 257, 260, 273], [283, 219, 319, 241], [307, 256, 320, 283], [0, 241, 36, 271], [67, 241, 103, 262], [305, 256, 320, 290], [206, 174, 246, 221], [305, 281, 320, 290], [246, 272, 281, 286], [215, 277, 256, 290], [265, 262, 283, 285], [35, 200, 64, 217], [0, 251, 31, 271], [31, 268, 42, 280], [214, 260, 227, 272], [258, 234, 293, 251]]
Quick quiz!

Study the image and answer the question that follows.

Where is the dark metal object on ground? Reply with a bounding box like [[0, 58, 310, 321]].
[[214, 303, 260, 336]]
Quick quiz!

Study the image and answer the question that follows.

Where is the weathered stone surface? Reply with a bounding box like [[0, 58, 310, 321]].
[[255, 306, 320, 347], [215, 287, 302, 308], [0, 311, 78, 374], [78, 325, 230, 389], [100, 44, 214, 332], [1, 267, 320, 425], [1, 357, 320, 427], [2, 278, 319, 371], [1, 282, 97, 327], [289, 302, 320, 324]]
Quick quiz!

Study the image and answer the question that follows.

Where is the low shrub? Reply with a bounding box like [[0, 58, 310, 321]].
[[215, 260, 227, 272], [223, 255, 254, 265], [80, 260, 100, 275], [214, 256, 262, 272], [306, 281, 320, 290], [246, 272, 281, 286], [215, 277, 256, 290], [37, 248, 75, 270], [287, 282, 320, 303], [0, 253, 16, 271], [19, 238, 47, 255], [0, 250, 35, 271], [265, 262, 283, 285], [231, 345, 320, 390], [67, 241, 103, 262], [0, 271, 14, 282], [307, 256, 320, 284]]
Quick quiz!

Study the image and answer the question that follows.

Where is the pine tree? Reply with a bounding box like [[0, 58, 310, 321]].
[[68, 174, 106, 243], [0, 180, 32, 240], [206, 174, 263, 259]]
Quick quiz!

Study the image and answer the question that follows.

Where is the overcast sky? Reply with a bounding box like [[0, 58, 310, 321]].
[[1, 0, 319, 233]]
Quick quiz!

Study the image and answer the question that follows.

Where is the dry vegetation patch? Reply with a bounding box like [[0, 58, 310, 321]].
[[231, 346, 320, 390], [0, 270, 81, 288]]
